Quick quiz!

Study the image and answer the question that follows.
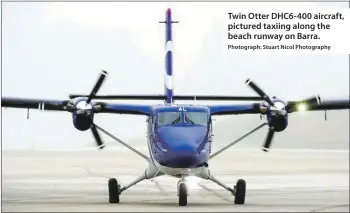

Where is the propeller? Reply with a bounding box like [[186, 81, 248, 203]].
[[86, 70, 108, 149], [86, 70, 108, 105], [245, 78, 321, 152], [65, 70, 109, 149]]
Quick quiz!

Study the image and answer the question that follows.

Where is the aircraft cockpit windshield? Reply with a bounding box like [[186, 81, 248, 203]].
[[157, 111, 208, 127], [158, 112, 181, 125], [184, 112, 208, 126]]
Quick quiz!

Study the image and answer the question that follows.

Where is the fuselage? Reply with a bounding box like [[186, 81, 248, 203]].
[[147, 105, 212, 174], [147, 10, 211, 177]]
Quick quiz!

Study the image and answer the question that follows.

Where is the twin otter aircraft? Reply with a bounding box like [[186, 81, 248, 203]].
[[2, 8, 350, 206]]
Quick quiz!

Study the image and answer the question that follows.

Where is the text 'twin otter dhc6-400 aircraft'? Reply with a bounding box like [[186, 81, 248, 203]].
[[2, 8, 350, 206]]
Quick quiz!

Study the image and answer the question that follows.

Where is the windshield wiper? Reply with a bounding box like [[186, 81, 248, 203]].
[[172, 116, 181, 124], [185, 116, 195, 124]]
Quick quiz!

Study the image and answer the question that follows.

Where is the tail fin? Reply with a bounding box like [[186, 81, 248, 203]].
[[159, 8, 178, 104]]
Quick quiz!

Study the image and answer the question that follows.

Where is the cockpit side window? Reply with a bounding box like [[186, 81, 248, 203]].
[[152, 115, 156, 131], [184, 112, 208, 126], [158, 112, 181, 126]]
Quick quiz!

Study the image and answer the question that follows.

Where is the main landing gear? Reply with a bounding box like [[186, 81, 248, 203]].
[[206, 174, 247, 205], [233, 179, 246, 204], [108, 178, 121, 203], [108, 172, 149, 204]]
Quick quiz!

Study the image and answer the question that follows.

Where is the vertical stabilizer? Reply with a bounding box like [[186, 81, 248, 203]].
[[159, 8, 178, 104]]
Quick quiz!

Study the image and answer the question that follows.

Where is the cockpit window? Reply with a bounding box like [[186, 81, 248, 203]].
[[158, 112, 181, 126], [184, 112, 208, 126]]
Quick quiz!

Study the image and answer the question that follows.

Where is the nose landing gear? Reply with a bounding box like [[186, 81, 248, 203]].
[[177, 179, 188, 206]]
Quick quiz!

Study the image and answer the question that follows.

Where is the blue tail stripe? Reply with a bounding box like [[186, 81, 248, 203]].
[[166, 52, 172, 76]]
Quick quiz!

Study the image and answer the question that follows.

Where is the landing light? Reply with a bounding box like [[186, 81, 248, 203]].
[[297, 103, 308, 112]]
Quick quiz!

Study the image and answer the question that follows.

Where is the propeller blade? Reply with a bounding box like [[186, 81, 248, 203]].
[[86, 70, 108, 105], [262, 129, 275, 152], [246, 79, 274, 106], [91, 124, 105, 149]]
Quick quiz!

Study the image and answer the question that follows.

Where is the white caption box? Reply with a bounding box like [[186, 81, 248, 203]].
[[223, 9, 350, 54]]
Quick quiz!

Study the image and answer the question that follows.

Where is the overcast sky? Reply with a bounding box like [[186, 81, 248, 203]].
[[2, 2, 349, 150]]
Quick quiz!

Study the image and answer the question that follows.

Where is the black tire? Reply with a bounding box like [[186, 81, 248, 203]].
[[234, 179, 246, 205], [108, 178, 120, 203], [178, 182, 187, 206]]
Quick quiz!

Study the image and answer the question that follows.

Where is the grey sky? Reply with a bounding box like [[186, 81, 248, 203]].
[[2, 2, 349, 150]]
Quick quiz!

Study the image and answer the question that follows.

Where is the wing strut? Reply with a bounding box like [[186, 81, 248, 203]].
[[209, 123, 267, 160], [93, 123, 150, 161]]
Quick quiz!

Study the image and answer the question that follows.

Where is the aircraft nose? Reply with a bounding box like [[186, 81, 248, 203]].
[[165, 143, 198, 168], [157, 126, 207, 168], [158, 127, 206, 168], [172, 142, 197, 153]]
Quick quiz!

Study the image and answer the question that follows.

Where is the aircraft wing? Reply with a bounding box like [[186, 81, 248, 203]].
[[209, 103, 261, 115], [69, 94, 264, 101], [2, 97, 69, 111], [289, 99, 350, 112], [96, 102, 152, 115], [1, 97, 152, 116], [208, 99, 350, 116]]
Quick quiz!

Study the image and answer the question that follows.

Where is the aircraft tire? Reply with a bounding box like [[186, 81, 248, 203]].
[[178, 182, 188, 206], [108, 178, 120, 203], [234, 179, 246, 204]]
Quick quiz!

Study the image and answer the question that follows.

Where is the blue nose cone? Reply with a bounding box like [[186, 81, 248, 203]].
[[167, 143, 197, 168], [157, 126, 207, 168]]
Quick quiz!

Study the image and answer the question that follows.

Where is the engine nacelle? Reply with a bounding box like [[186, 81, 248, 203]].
[[261, 98, 289, 132], [71, 97, 95, 131]]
